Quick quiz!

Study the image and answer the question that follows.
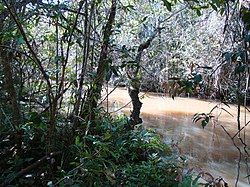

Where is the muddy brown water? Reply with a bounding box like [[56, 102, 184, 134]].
[[103, 87, 250, 186]]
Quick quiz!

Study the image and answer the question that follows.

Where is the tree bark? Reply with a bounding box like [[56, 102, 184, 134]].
[[73, 0, 93, 129], [0, 47, 21, 127], [127, 35, 156, 129], [87, 0, 117, 124], [0, 8, 21, 128]]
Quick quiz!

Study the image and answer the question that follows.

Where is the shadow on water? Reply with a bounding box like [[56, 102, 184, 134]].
[[104, 87, 250, 186]]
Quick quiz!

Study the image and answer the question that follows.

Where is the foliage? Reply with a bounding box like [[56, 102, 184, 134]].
[[56, 115, 178, 186], [0, 0, 249, 186], [0, 113, 181, 186], [192, 102, 232, 128]]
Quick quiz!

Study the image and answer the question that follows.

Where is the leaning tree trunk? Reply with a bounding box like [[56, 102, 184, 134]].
[[127, 35, 156, 130]]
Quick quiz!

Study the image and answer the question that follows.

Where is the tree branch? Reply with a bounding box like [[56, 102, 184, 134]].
[[2, 151, 62, 186]]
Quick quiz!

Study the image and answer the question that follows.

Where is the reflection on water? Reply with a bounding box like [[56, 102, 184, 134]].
[[104, 87, 250, 186]]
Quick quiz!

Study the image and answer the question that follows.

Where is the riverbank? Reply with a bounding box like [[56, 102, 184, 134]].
[[104, 87, 250, 186]]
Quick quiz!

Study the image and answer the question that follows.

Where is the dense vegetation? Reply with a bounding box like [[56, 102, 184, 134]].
[[0, 0, 249, 186]]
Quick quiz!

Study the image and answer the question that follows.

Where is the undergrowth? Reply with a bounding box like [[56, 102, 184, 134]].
[[1, 112, 206, 186]]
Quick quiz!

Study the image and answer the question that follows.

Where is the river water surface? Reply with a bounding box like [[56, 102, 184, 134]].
[[104, 87, 250, 186]]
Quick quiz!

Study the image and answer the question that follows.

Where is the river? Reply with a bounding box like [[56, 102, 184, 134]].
[[103, 87, 250, 186]]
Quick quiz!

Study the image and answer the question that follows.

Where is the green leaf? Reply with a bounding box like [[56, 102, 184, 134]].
[[162, 0, 172, 11], [245, 35, 250, 42], [85, 135, 95, 142], [47, 181, 52, 187], [220, 7, 225, 16], [106, 70, 112, 81], [177, 80, 185, 87], [35, 17, 40, 26], [75, 136, 80, 145], [205, 116, 210, 123], [126, 4, 136, 10], [194, 74, 202, 83], [29, 112, 42, 124], [212, 0, 221, 7], [242, 12, 250, 24], [235, 65, 246, 74], [209, 3, 217, 11], [17, 36, 24, 45], [186, 87, 193, 93], [224, 52, 231, 62], [103, 133, 112, 140], [192, 176, 200, 185], [246, 25, 250, 31], [201, 120, 207, 128], [231, 53, 238, 62], [0, 3, 5, 11], [141, 16, 148, 23], [185, 81, 193, 88], [196, 9, 201, 16], [112, 67, 119, 77]]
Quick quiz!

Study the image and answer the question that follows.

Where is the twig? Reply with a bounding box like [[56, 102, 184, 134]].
[[159, 6, 187, 23], [98, 84, 120, 106], [0, 107, 15, 131], [220, 125, 242, 187], [232, 121, 250, 139], [110, 100, 132, 114], [109, 92, 147, 114]]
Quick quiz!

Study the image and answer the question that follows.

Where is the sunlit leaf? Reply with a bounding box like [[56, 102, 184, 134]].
[[75, 136, 80, 145], [103, 133, 112, 140], [47, 181, 53, 187]]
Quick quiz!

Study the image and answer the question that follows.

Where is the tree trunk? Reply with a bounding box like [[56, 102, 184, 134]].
[[0, 3, 22, 128], [0, 46, 21, 128], [127, 35, 156, 129], [128, 87, 142, 126], [73, 0, 93, 129], [87, 0, 117, 124]]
